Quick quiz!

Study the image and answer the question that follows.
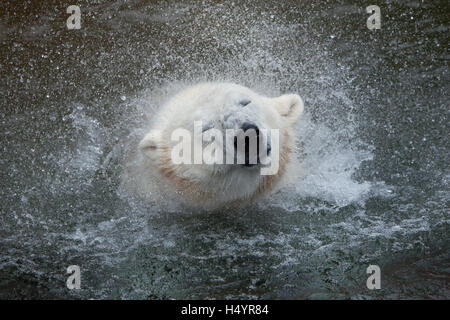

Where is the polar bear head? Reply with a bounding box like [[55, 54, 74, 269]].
[[138, 82, 303, 208]]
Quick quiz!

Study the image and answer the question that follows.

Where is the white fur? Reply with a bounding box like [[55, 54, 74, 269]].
[[135, 82, 304, 209]]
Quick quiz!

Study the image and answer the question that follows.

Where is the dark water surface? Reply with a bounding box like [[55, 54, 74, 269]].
[[0, 0, 449, 299]]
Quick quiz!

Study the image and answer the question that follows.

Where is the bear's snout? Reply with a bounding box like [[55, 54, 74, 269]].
[[240, 122, 259, 135], [234, 122, 271, 167]]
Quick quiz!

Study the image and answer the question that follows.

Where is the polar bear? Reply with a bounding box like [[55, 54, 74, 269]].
[[137, 82, 304, 209]]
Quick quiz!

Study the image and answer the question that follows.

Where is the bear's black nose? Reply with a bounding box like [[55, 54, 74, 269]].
[[234, 122, 261, 167], [232, 122, 270, 167], [241, 122, 259, 133], [243, 122, 259, 167]]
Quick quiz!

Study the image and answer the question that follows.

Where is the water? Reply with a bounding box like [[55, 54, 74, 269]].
[[1, 0, 448, 299]]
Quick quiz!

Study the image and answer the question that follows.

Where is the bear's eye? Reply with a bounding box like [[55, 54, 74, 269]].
[[239, 99, 251, 107]]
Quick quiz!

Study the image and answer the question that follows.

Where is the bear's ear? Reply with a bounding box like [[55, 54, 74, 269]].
[[274, 94, 304, 125], [139, 130, 161, 159]]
